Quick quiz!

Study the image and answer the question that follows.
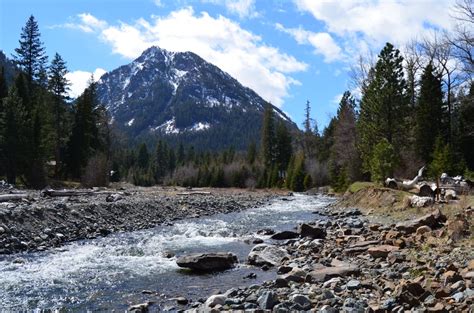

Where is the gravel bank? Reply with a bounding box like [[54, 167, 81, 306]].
[[0, 187, 277, 255]]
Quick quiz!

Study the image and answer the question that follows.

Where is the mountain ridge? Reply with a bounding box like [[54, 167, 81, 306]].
[[96, 46, 297, 150]]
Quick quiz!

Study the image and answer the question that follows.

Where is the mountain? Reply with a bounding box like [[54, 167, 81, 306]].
[[96, 46, 297, 150]]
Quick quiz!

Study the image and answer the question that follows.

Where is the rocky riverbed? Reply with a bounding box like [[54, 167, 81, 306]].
[[187, 205, 473, 312], [0, 187, 276, 255]]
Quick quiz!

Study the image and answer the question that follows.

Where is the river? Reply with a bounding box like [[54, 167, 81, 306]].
[[0, 193, 334, 311]]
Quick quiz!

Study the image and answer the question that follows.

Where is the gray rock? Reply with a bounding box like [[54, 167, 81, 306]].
[[258, 291, 279, 310], [176, 252, 237, 271], [346, 279, 361, 290], [271, 230, 299, 240], [297, 223, 326, 239], [291, 294, 311, 309], [451, 291, 464, 302], [248, 244, 289, 267], [205, 294, 227, 308]]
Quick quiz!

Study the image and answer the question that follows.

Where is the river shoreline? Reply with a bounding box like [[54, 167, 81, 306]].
[[0, 187, 283, 255], [186, 192, 473, 312]]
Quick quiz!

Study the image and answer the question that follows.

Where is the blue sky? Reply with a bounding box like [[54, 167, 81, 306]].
[[0, 0, 457, 129]]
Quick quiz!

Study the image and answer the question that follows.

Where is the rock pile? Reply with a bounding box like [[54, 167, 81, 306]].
[[190, 207, 473, 312]]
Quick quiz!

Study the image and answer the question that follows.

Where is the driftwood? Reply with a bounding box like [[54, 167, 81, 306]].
[[0, 194, 29, 202], [41, 189, 95, 197], [176, 191, 212, 196], [385, 166, 425, 191]]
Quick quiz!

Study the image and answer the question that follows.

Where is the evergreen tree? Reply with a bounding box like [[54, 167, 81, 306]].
[[13, 15, 48, 83], [0, 67, 7, 100], [137, 143, 150, 170], [48, 53, 70, 177], [155, 140, 169, 182], [358, 43, 408, 174], [330, 91, 360, 187], [177, 142, 185, 165], [370, 139, 396, 182], [0, 86, 27, 184], [67, 78, 104, 178], [458, 84, 474, 170], [246, 140, 257, 164], [415, 63, 444, 163], [261, 102, 276, 168], [275, 121, 293, 172], [290, 154, 306, 192]]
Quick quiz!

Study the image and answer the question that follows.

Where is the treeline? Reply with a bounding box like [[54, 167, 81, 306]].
[[0, 16, 110, 188]]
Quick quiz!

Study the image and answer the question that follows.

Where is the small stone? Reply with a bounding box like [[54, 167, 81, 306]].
[[367, 245, 399, 258], [427, 302, 445, 312], [442, 270, 462, 283], [176, 297, 188, 305], [275, 278, 289, 288], [291, 294, 311, 310], [205, 295, 227, 308], [297, 223, 326, 239], [347, 279, 361, 290], [258, 291, 278, 310], [416, 225, 432, 236], [271, 230, 299, 240], [451, 291, 464, 302]]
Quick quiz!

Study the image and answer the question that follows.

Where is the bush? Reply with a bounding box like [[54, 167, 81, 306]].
[[370, 139, 396, 182], [303, 174, 313, 190]]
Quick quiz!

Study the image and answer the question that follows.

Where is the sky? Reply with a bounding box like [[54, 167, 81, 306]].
[[0, 0, 459, 129]]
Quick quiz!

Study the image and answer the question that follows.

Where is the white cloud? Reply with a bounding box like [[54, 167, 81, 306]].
[[276, 24, 343, 62], [66, 68, 107, 98], [65, 8, 307, 106], [153, 0, 163, 7], [294, 0, 456, 47], [202, 0, 258, 18], [331, 93, 343, 107], [225, 0, 257, 18]]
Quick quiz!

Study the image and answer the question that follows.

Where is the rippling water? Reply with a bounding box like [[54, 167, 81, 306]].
[[0, 193, 334, 311]]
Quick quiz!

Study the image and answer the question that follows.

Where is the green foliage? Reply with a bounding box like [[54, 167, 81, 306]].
[[358, 43, 408, 174], [275, 121, 292, 172], [429, 137, 451, 178], [261, 102, 276, 168], [290, 154, 306, 192], [370, 139, 396, 182], [415, 63, 444, 162], [137, 143, 150, 169], [13, 15, 48, 83], [246, 141, 256, 164]]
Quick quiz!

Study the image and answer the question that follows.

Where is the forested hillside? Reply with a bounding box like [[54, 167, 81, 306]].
[[0, 6, 473, 191]]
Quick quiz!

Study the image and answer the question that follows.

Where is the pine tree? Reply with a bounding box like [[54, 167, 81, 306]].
[[415, 63, 444, 163], [458, 84, 474, 170], [0, 67, 7, 100], [48, 53, 70, 177], [261, 102, 276, 168], [137, 143, 150, 170], [155, 140, 169, 182], [13, 15, 48, 84], [290, 154, 306, 192], [0, 86, 27, 184], [67, 78, 103, 179], [246, 140, 257, 164], [330, 91, 360, 187], [177, 143, 185, 165], [370, 139, 396, 182], [275, 121, 292, 172], [358, 43, 408, 174]]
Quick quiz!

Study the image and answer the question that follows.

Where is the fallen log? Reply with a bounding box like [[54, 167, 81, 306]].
[[176, 191, 212, 196], [41, 189, 95, 197], [385, 166, 425, 191], [0, 194, 29, 202]]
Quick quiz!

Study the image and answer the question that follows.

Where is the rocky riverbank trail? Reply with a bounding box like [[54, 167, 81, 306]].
[[0, 187, 278, 255], [187, 206, 473, 312]]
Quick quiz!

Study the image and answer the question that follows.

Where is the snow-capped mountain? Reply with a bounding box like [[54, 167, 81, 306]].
[[96, 46, 296, 149]]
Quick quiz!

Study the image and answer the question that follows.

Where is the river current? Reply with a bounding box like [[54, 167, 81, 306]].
[[0, 193, 334, 311]]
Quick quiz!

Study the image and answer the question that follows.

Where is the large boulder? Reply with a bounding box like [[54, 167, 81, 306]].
[[271, 230, 299, 240], [297, 223, 326, 239], [367, 245, 399, 258], [309, 264, 360, 282], [395, 209, 446, 234], [176, 252, 238, 271], [248, 244, 290, 267]]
